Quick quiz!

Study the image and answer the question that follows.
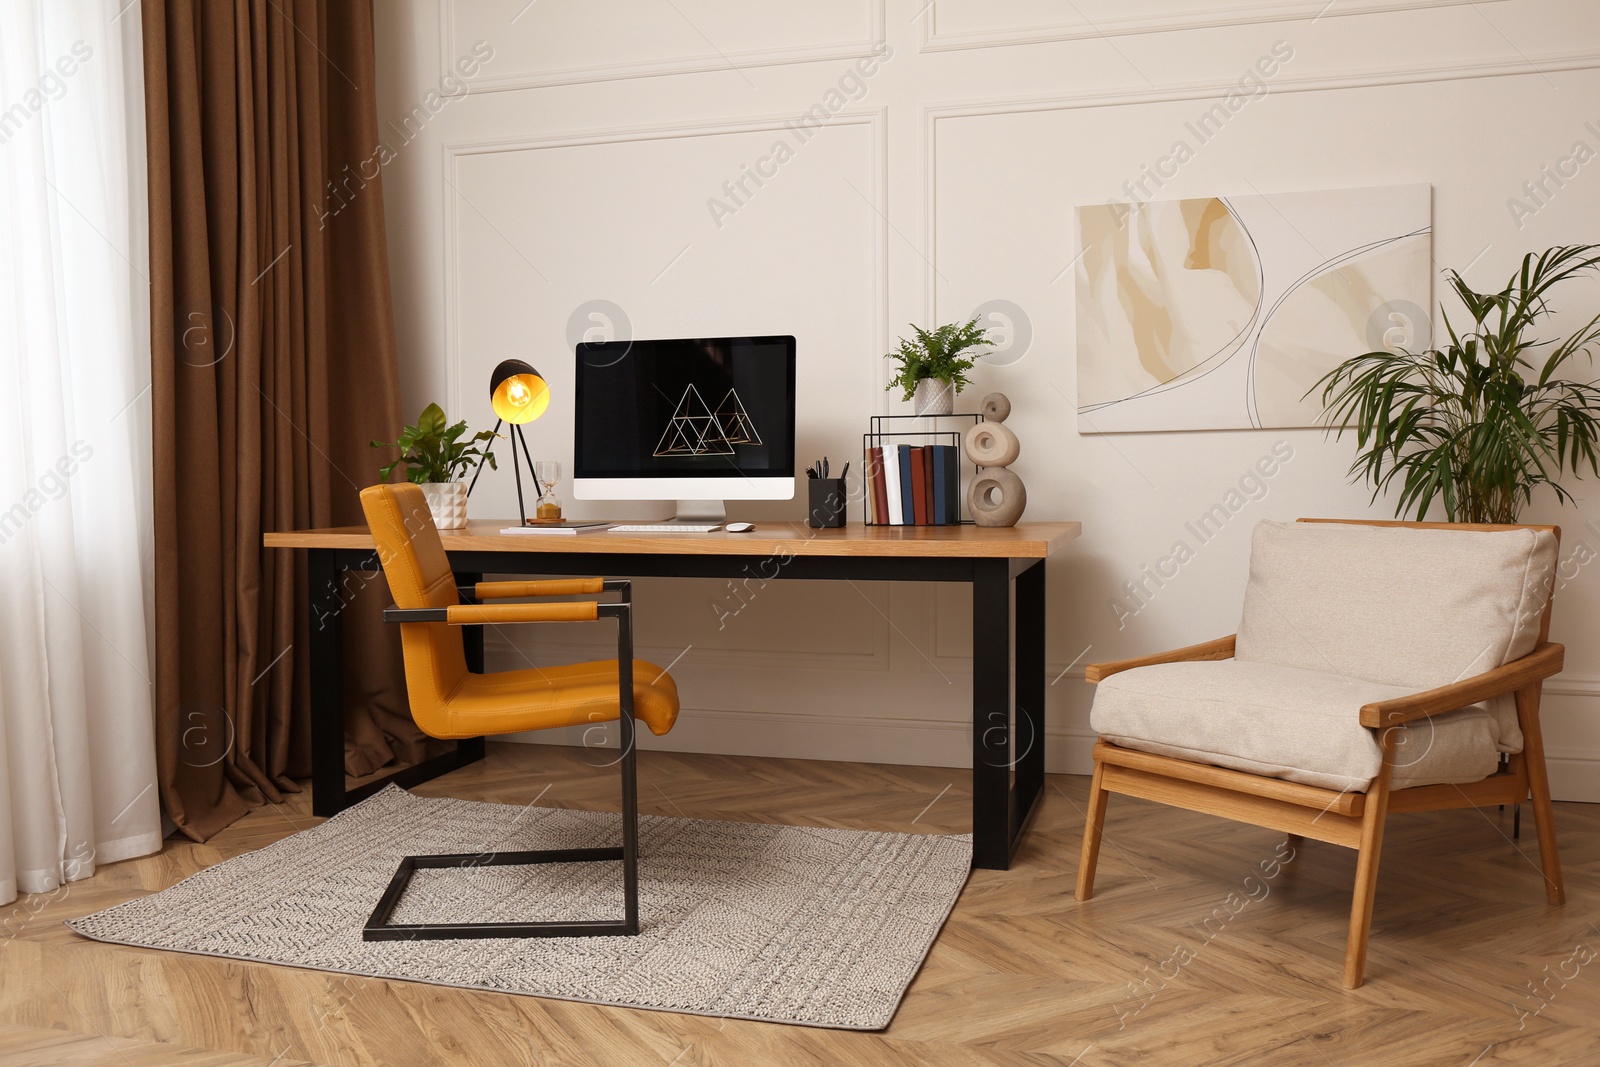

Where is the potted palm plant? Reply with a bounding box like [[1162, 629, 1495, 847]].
[[370, 403, 498, 529], [1313, 245, 1600, 523], [884, 317, 994, 415]]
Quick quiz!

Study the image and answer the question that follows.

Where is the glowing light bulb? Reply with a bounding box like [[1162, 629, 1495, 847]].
[[490, 362, 548, 423]]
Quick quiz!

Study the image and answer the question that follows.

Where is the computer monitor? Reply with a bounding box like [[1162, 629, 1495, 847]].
[[573, 335, 796, 523]]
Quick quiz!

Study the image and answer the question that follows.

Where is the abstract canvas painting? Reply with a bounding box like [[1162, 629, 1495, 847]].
[[1075, 184, 1431, 432]]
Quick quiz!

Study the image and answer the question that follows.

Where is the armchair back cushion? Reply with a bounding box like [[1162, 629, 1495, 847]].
[[1235, 520, 1556, 749]]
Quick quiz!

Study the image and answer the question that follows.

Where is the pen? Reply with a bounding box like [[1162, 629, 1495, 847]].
[[823, 457, 829, 478], [839, 461, 849, 481]]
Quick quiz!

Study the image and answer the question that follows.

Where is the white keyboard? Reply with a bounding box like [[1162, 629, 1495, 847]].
[[606, 524, 722, 533]]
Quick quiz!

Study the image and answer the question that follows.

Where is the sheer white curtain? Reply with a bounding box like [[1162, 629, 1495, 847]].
[[0, 0, 160, 905]]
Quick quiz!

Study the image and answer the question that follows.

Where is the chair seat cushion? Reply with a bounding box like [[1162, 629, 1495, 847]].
[[1090, 659, 1503, 792], [435, 659, 680, 739]]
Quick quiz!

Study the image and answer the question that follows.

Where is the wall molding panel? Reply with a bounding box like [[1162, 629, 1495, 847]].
[[448, 108, 892, 695], [442, 0, 886, 92], [442, 107, 889, 422], [921, 46, 1600, 323], [919, 0, 1505, 54], [482, 601, 895, 676]]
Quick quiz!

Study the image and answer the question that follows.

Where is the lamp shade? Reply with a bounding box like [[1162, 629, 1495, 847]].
[[489, 359, 550, 424]]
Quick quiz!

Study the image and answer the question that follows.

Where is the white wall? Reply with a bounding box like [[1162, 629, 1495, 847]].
[[372, 0, 1600, 800]]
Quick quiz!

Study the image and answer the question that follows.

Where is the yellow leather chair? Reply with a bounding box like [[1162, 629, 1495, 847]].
[[358, 482, 680, 939]]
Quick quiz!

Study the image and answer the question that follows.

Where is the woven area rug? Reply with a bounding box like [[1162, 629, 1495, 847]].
[[69, 785, 971, 1029]]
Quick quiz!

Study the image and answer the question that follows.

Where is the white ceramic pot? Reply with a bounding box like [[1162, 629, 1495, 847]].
[[420, 481, 468, 530], [912, 378, 955, 415]]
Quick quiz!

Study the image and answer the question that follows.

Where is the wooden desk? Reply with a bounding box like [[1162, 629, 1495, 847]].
[[265, 520, 1080, 869]]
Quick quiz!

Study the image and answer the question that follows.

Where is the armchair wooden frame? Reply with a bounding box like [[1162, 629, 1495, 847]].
[[362, 578, 643, 942], [1075, 519, 1566, 988]]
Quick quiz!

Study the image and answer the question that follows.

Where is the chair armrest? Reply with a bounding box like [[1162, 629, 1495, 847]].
[[385, 598, 638, 717], [1084, 635, 1236, 683], [1359, 642, 1565, 728], [383, 602, 599, 625], [470, 578, 613, 599]]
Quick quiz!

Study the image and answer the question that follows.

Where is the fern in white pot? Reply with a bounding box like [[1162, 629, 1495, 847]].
[[369, 403, 497, 529]]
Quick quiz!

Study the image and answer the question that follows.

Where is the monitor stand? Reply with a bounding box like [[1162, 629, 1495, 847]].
[[669, 499, 727, 526]]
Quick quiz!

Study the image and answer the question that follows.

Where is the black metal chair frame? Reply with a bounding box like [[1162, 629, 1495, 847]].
[[361, 579, 640, 941]]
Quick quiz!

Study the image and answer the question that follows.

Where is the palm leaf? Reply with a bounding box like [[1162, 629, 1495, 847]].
[[1314, 243, 1600, 522]]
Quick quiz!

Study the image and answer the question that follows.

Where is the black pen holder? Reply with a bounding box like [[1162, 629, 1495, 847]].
[[807, 478, 847, 528]]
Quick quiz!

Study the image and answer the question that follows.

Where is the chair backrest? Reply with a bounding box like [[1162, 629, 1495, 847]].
[[359, 482, 466, 736], [1235, 518, 1559, 691]]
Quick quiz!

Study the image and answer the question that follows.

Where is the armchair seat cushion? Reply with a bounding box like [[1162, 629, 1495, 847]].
[[1090, 659, 1503, 792]]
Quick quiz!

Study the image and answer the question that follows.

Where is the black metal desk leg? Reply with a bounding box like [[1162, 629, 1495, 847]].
[[972, 558, 1014, 869], [456, 570, 487, 764], [309, 548, 348, 817], [1013, 559, 1047, 840]]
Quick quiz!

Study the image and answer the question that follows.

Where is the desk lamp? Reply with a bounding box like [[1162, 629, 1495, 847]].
[[466, 359, 550, 525]]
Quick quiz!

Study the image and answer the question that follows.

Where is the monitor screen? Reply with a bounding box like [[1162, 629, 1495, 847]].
[[573, 336, 796, 488]]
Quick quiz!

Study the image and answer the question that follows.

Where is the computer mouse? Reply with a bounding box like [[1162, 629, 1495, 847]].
[[725, 522, 755, 533]]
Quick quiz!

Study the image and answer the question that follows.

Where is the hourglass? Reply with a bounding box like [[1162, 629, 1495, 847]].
[[533, 461, 563, 521]]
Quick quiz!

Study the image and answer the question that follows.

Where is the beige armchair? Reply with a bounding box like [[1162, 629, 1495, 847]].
[[1076, 518, 1565, 988]]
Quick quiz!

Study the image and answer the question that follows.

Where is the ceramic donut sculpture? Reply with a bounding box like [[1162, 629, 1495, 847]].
[[968, 468, 1026, 527], [963, 393, 1026, 527], [963, 422, 1020, 467]]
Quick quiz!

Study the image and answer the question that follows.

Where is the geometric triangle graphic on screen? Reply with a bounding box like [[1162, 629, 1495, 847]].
[[653, 384, 736, 456], [713, 388, 762, 446]]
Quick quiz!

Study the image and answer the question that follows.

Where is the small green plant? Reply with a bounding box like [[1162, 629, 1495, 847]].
[[370, 403, 498, 484], [883, 317, 994, 401], [1313, 244, 1600, 523]]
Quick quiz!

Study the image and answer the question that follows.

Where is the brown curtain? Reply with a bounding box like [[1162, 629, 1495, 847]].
[[143, 0, 440, 840]]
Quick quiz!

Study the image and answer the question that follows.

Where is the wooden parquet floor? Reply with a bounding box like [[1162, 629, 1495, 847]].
[[2, 743, 1597, 1066]]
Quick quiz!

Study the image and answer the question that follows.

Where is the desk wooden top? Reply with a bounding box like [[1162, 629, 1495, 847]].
[[264, 520, 1080, 559]]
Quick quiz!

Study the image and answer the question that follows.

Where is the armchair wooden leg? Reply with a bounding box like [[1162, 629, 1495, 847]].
[[1076, 760, 1109, 901], [1517, 685, 1565, 905], [1344, 759, 1395, 989]]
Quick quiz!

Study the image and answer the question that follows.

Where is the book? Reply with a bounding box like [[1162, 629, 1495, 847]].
[[873, 449, 883, 523], [869, 446, 889, 525], [921, 445, 936, 525], [910, 447, 928, 525], [934, 441, 953, 524], [943, 445, 959, 523], [499, 521, 613, 535], [862, 446, 874, 524], [898, 445, 916, 525], [884, 445, 903, 525]]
